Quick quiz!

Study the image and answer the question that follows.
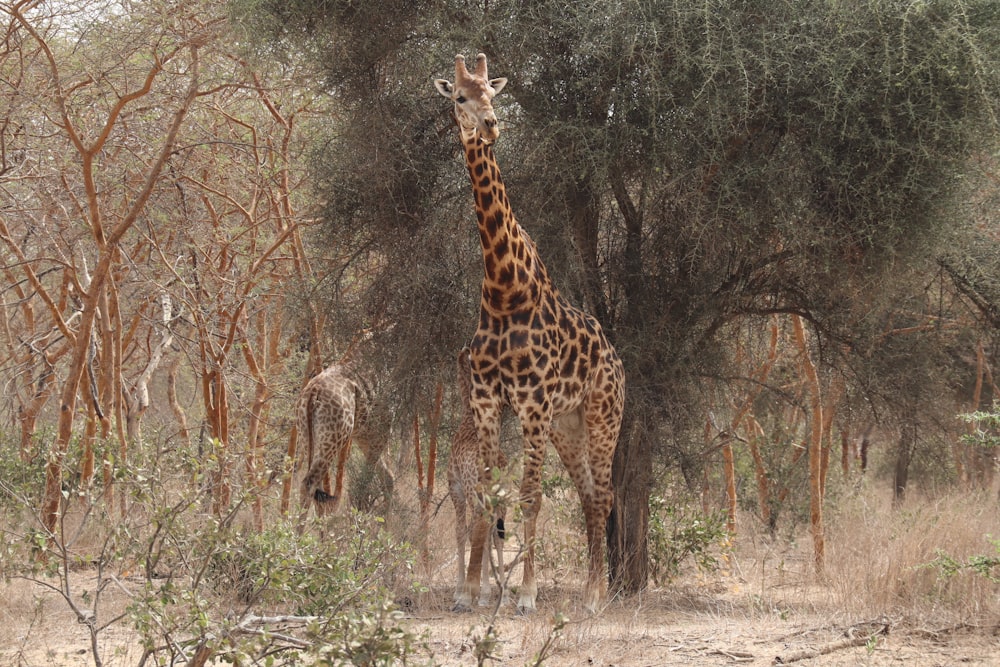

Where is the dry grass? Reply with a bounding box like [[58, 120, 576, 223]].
[[822, 484, 1000, 622], [721, 482, 1000, 626], [402, 479, 999, 665], [1, 475, 998, 666]]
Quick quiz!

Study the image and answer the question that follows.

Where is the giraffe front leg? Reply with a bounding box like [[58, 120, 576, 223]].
[[455, 467, 498, 611], [492, 513, 511, 606], [456, 391, 503, 612], [478, 513, 507, 606], [583, 496, 611, 613], [478, 518, 494, 606]]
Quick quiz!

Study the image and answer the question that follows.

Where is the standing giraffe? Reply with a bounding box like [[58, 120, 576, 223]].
[[447, 347, 508, 606], [295, 362, 393, 523], [435, 54, 626, 613]]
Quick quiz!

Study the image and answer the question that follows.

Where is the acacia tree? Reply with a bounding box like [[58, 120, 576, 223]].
[[239, 0, 1000, 593], [0, 1, 223, 532], [1, 1, 333, 538], [163, 54, 328, 518]]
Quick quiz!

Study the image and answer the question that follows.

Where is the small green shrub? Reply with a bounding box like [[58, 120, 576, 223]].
[[0, 431, 50, 508], [958, 402, 1000, 451], [921, 536, 1000, 584], [125, 506, 428, 665], [648, 496, 729, 585]]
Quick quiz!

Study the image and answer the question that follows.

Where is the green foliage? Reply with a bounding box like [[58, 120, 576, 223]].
[[127, 503, 426, 665], [310, 601, 424, 667], [648, 495, 729, 585], [207, 513, 417, 615], [234, 0, 1000, 481], [959, 401, 1000, 450], [234, 0, 1000, 593], [921, 536, 1000, 584], [0, 432, 429, 666], [540, 470, 575, 499], [0, 435, 47, 510]]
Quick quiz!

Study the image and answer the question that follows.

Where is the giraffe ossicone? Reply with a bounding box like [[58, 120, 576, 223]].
[[435, 53, 626, 614]]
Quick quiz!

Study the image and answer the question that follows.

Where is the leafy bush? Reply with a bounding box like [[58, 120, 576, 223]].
[[0, 434, 430, 667], [128, 506, 427, 665], [648, 495, 729, 585], [207, 513, 419, 614], [921, 536, 1000, 585], [0, 428, 54, 509], [958, 402, 1000, 452]]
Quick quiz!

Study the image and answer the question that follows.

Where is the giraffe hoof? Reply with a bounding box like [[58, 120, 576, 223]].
[[516, 590, 537, 615], [452, 601, 473, 613]]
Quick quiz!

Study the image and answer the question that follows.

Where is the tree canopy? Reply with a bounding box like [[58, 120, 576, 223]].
[[229, 0, 1000, 589], [235, 0, 998, 436]]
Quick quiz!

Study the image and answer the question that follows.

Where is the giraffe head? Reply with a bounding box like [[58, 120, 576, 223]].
[[434, 53, 507, 144]]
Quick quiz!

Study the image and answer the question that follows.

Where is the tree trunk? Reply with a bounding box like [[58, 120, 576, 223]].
[[746, 417, 772, 529], [893, 418, 916, 505], [33, 39, 203, 535], [568, 174, 608, 324], [792, 315, 825, 576], [607, 411, 650, 596], [243, 337, 269, 532], [167, 355, 191, 449], [840, 429, 851, 475], [720, 437, 737, 534]]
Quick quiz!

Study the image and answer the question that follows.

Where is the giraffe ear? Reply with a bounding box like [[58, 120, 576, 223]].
[[490, 77, 507, 95], [434, 78, 454, 98]]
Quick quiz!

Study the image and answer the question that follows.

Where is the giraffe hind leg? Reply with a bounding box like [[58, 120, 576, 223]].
[[481, 514, 509, 606], [450, 482, 469, 602], [318, 436, 352, 513], [551, 405, 612, 613]]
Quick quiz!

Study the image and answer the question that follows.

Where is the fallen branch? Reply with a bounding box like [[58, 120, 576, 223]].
[[234, 614, 320, 649], [913, 622, 977, 639], [773, 620, 890, 664], [709, 648, 755, 662]]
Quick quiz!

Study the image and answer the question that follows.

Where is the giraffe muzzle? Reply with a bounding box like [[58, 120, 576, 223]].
[[481, 116, 500, 142]]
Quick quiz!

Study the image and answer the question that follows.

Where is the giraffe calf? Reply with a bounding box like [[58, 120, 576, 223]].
[[448, 347, 508, 608]]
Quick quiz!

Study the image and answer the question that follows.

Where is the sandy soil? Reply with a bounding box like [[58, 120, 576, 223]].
[[403, 583, 1000, 667], [2, 575, 997, 666], [3, 485, 997, 666]]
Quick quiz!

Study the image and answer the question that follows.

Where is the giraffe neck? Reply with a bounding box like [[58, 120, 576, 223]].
[[461, 132, 548, 316]]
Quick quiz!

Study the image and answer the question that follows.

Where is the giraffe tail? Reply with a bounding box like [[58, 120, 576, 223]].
[[314, 488, 337, 504], [299, 387, 322, 501]]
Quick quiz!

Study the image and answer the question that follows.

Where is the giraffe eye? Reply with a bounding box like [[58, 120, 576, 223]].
[[456, 95, 466, 104]]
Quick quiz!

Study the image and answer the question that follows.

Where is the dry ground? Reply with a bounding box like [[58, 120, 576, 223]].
[[2, 548, 997, 666], [404, 582, 1000, 666], [1, 486, 998, 666]]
